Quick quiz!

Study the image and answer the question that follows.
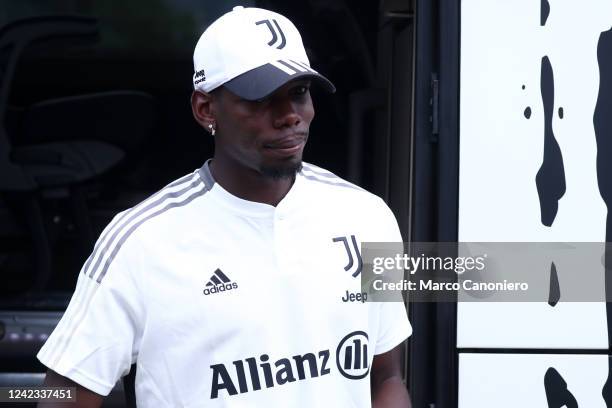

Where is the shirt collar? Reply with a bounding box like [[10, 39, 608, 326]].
[[198, 159, 303, 217]]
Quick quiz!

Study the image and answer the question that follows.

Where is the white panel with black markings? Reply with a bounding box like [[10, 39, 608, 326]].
[[458, 0, 612, 348], [459, 353, 608, 408]]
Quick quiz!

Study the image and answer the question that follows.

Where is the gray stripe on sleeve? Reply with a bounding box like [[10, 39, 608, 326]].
[[82, 172, 198, 277], [300, 172, 364, 191], [86, 177, 203, 279], [301, 164, 365, 192], [95, 181, 210, 283], [302, 163, 343, 179]]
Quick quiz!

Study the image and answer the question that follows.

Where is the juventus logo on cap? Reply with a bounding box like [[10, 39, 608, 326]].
[[192, 7, 335, 97], [256, 19, 286, 49]]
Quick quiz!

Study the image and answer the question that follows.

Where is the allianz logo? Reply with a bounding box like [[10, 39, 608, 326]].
[[210, 331, 370, 399]]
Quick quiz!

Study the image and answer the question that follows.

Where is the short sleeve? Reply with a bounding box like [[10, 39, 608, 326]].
[[372, 197, 412, 354], [37, 229, 145, 396], [374, 301, 412, 355]]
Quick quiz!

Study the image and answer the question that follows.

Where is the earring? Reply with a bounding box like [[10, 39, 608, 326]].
[[208, 123, 216, 136]]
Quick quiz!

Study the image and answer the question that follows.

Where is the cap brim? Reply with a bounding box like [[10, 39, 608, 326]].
[[223, 62, 336, 101]]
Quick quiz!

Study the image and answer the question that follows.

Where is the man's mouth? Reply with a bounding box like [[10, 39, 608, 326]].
[[263, 135, 307, 155], [263, 135, 306, 149]]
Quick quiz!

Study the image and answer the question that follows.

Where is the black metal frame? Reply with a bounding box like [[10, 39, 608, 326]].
[[411, 0, 460, 407]]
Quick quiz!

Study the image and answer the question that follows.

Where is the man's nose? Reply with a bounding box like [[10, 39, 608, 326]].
[[273, 98, 300, 128]]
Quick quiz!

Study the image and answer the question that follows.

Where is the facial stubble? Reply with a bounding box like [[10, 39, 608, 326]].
[[260, 161, 303, 180]]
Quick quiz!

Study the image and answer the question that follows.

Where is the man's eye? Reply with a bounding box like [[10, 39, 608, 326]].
[[293, 85, 309, 95], [246, 96, 269, 106]]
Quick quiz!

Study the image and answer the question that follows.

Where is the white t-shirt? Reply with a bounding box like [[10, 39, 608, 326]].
[[37, 161, 412, 407]]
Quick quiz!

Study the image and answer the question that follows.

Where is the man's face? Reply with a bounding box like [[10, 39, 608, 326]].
[[212, 79, 315, 179]]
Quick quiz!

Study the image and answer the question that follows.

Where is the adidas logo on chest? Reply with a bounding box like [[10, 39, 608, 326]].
[[203, 268, 238, 296]]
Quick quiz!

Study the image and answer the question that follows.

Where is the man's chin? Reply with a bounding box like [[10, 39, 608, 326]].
[[260, 161, 303, 180]]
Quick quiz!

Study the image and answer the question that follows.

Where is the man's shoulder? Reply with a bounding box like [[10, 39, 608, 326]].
[[300, 162, 365, 193], [299, 162, 384, 205], [101, 169, 210, 245], [298, 162, 399, 237], [80, 169, 212, 282]]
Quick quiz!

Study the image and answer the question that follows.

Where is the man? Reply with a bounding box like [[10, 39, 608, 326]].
[[37, 6, 412, 407]]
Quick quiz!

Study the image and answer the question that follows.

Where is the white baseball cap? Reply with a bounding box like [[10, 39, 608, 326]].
[[192, 6, 336, 100]]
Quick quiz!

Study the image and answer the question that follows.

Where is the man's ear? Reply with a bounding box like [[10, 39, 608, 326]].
[[191, 90, 216, 128]]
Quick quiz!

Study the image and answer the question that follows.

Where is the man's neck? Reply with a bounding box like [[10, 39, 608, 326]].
[[209, 159, 295, 207]]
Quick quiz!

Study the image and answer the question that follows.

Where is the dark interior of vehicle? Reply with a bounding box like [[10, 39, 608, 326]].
[[0, 1, 415, 406]]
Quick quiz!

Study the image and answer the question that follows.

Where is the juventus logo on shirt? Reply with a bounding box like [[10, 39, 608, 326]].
[[255, 19, 286, 49], [332, 235, 363, 277]]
